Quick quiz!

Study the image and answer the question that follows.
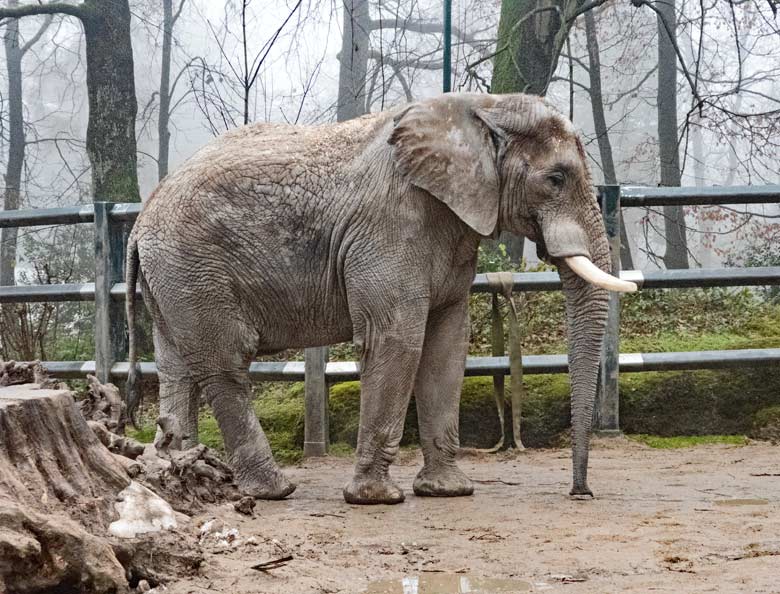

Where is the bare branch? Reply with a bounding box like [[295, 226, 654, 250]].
[[20, 13, 53, 54], [0, 2, 84, 22]]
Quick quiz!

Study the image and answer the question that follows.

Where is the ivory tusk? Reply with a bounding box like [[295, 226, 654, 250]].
[[564, 255, 638, 293]]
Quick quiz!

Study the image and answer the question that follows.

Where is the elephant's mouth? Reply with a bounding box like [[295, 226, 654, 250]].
[[537, 219, 637, 293], [535, 237, 548, 262]]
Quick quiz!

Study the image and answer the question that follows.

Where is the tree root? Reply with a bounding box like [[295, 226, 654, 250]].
[[78, 373, 128, 434]]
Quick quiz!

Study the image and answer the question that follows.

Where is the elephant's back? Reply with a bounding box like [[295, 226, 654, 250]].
[[136, 112, 391, 233]]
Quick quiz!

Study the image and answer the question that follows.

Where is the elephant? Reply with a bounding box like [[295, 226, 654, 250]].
[[125, 92, 636, 504]]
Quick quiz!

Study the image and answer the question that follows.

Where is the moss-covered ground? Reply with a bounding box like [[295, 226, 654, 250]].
[[127, 288, 780, 464]]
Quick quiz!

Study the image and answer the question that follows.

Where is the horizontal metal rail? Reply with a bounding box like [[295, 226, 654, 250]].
[[620, 184, 780, 207], [4, 266, 780, 304], [1, 185, 776, 229], [0, 282, 141, 303], [37, 348, 780, 380], [0, 203, 141, 228], [0, 205, 95, 228], [471, 266, 780, 293]]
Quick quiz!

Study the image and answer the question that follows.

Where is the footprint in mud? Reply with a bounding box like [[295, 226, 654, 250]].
[[714, 499, 769, 506], [364, 574, 531, 593]]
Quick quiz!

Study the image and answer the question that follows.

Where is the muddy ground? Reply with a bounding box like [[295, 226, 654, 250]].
[[165, 438, 780, 594]]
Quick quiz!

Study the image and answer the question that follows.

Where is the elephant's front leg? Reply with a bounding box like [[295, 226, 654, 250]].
[[343, 309, 427, 505], [412, 301, 474, 497]]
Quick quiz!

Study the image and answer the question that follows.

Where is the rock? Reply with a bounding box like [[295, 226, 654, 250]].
[[109, 482, 179, 539], [234, 495, 256, 516]]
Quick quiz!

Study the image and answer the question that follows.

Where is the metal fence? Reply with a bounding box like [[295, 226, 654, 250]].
[[1, 185, 779, 455]]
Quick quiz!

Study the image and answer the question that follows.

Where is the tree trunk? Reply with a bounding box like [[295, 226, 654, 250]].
[[492, 0, 583, 263], [337, 0, 370, 121], [157, 0, 174, 181], [691, 111, 717, 267], [1, 0, 24, 287], [656, 0, 688, 269], [0, 1, 140, 203], [497, 232, 525, 265], [81, 0, 140, 202], [492, 0, 570, 95], [584, 8, 634, 270]]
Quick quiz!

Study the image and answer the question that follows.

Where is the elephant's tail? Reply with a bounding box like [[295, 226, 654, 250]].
[[125, 235, 141, 427]]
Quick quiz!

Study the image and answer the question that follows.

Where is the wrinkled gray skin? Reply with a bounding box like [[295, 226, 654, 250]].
[[126, 93, 609, 503]]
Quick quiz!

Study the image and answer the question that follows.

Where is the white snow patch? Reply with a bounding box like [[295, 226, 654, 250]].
[[109, 481, 178, 539]]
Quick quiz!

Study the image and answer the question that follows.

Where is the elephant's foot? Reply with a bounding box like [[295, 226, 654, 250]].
[[235, 464, 296, 500], [343, 474, 405, 505], [569, 482, 594, 499], [413, 464, 474, 497]]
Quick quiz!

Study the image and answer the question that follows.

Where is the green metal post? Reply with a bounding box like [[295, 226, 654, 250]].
[[94, 202, 127, 385], [443, 0, 452, 92], [304, 346, 329, 457], [596, 185, 622, 434]]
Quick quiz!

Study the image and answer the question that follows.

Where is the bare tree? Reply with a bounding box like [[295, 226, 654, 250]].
[[190, 0, 304, 132], [584, 7, 633, 270], [655, 0, 688, 269], [1, 0, 51, 287], [157, 0, 186, 180], [337, 0, 370, 121], [0, 0, 140, 203]]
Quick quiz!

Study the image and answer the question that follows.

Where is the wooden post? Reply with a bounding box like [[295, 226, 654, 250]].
[[597, 185, 622, 434], [94, 202, 126, 385], [303, 346, 329, 457]]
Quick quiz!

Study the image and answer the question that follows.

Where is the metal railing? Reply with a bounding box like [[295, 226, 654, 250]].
[[1, 185, 779, 454]]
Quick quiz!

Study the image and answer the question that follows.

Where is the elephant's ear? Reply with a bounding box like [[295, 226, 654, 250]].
[[388, 97, 501, 236]]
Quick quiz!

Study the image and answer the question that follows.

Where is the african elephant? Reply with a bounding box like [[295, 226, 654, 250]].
[[125, 92, 636, 504]]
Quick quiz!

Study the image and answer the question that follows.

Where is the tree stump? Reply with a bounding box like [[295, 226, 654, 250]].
[[0, 384, 131, 593], [0, 379, 223, 592]]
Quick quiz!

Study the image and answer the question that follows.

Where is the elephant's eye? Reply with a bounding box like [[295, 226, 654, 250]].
[[547, 171, 565, 188]]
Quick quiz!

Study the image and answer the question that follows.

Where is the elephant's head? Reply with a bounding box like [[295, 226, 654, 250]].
[[389, 93, 636, 496]]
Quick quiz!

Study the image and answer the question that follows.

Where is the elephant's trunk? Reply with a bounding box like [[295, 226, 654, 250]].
[[540, 197, 614, 496], [559, 259, 609, 496]]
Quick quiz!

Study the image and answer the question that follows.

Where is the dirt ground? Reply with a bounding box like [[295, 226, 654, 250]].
[[165, 438, 780, 594]]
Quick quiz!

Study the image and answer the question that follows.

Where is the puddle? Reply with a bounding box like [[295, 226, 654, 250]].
[[364, 574, 531, 594], [714, 498, 769, 506]]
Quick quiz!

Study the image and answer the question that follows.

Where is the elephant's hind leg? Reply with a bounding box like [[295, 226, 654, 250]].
[[412, 302, 474, 497], [186, 317, 295, 500], [343, 305, 427, 505], [154, 325, 199, 449]]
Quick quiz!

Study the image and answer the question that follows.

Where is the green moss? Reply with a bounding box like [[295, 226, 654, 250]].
[[753, 405, 780, 427], [329, 442, 354, 457], [197, 411, 223, 452], [750, 405, 780, 443], [620, 367, 780, 436], [126, 425, 156, 444], [458, 375, 571, 448], [327, 381, 361, 445], [629, 434, 748, 448]]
